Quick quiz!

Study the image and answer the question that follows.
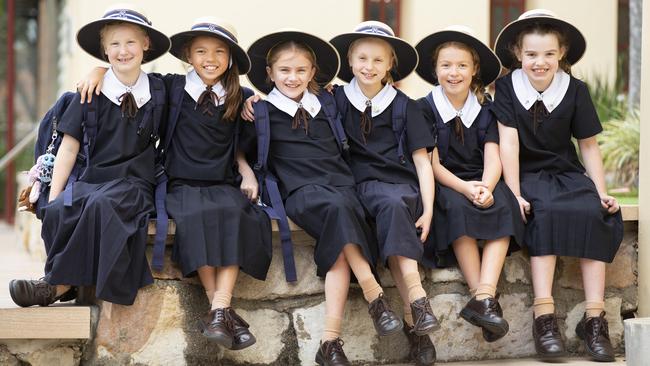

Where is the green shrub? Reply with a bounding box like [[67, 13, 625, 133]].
[[598, 110, 640, 187]]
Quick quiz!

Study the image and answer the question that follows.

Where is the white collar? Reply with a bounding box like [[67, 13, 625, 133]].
[[431, 85, 481, 128], [343, 78, 397, 117], [512, 68, 570, 112], [266, 88, 321, 118], [184, 69, 226, 106], [101, 67, 151, 108]]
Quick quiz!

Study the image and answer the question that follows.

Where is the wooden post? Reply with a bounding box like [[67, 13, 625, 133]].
[[37, 0, 59, 116]]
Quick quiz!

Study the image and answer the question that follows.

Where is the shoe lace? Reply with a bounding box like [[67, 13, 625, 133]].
[[210, 308, 236, 330], [412, 299, 433, 328], [33, 280, 56, 305], [369, 293, 388, 316], [589, 316, 610, 340], [325, 338, 345, 357], [539, 315, 560, 335]]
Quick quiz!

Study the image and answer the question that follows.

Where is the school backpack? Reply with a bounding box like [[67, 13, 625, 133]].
[[333, 86, 409, 164], [424, 91, 493, 163], [26, 76, 167, 266], [252, 92, 349, 282], [153, 75, 254, 271]]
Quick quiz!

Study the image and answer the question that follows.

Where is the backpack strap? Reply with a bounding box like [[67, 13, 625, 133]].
[[161, 74, 186, 154], [424, 92, 450, 163], [333, 86, 349, 127], [148, 75, 169, 272], [252, 100, 297, 282], [317, 92, 349, 153], [392, 90, 409, 165], [63, 96, 97, 207]]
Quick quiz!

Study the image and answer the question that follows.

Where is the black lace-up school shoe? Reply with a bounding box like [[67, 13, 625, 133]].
[[315, 338, 351, 366], [404, 322, 436, 366], [200, 308, 234, 349], [460, 295, 509, 342], [575, 311, 615, 362], [532, 313, 567, 359], [227, 308, 257, 351], [368, 293, 403, 336], [9, 279, 76, 307], [410, 297, 440, 336]]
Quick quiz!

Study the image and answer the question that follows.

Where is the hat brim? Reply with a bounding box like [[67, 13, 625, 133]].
[[77, 19, 171, 64], [415, 30, 502, 86], [169, 31, 251, 74], [246, 31, 340, 95], [330, 33, 418, 83], [494, 17, 586, 69]]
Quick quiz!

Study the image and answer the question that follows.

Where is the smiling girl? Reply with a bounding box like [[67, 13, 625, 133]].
[[10, 4, 170, 307], [493, 9, 623, 362], [414, 25, 523, 344], [330, 21, 437, 366]]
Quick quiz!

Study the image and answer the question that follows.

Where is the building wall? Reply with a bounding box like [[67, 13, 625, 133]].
[[58, 0, 618, 97]]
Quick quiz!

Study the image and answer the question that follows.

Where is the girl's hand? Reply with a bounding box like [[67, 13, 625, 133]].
[[78, 67, 107, 103], [462, 181, 486, 202], [240, 170, 258, 201], [516, 195, 531, 223], [240, 94, 261, 121], [473, 186, 494, 209], [600, 195, 620, 214], [324, 83, 334, 94], [415, 211, 432, 243]]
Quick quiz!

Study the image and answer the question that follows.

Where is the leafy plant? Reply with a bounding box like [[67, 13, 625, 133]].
[[598, 109, 640, 187], [586, 74, 627, 123]]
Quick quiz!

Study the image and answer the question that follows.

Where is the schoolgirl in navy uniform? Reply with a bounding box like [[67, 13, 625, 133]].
[[493, 9, 623, 362], [9, 4, 170, 307], [330, 21, 437, 366], [246, 29, 401, 365], [77, 18, 272, 351], [414, 25, 523, 343]]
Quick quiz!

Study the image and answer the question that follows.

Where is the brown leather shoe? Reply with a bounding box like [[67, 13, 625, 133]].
[[315, 338, 351, 366], [227, 308, 257, 351], [9, 279, 76, 307], [200, 308, 234, 348], [404, 322, 436, 366], [460, 295, 509, 341], [575, 311, 615, 362], [368, 293, 403, 336], [533, 313, 567, 359], [410, 297, 440, 336]]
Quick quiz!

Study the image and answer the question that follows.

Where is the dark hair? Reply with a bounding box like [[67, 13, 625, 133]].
[[266, 41, 320, 94], [508, 23, 572, 73], [347, 37, 398, 84], [183, 36, 243, 122], [432, 41, 486, 104]]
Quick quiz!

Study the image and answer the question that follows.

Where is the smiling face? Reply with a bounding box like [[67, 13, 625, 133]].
[[101, 23, 149, 77], [186, 36, 230, 85], [266, 46, 316, 101], [348, 37, 394, 91], [516, 32, 565, 91], [434, 44, 477, 104]]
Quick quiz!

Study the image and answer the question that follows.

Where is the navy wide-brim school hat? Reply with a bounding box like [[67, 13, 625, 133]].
[[330, 20, 418, 83], [76, 3, 171, 64], [415, 25, 502, 86], [247, 29, 340, 95], [169, 17, 251, 74], [494, 9, 586, 69]]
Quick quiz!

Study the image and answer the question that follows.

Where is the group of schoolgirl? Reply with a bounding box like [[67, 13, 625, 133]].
[[9, 2, 623, 365]]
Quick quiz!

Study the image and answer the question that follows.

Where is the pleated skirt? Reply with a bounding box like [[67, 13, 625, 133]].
[[41, 177, 154, 305], [166, 181, 272, 280]]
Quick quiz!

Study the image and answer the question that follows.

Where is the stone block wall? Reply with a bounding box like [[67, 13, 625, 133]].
[[80, 222, 638, 366], [5, 196, 639, 366]]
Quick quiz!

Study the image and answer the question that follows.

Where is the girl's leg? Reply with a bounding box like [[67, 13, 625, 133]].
[[452, 236, 481, 293], [322, 253, 350, 342], [579, 258, 606, 317], [392, 256, 426, 303], [56, 285, 72, 296], [212, 265, 239, 309], [477, 237, 509, 299], [530, 255, 557, 318], [387, 256, 412, 325], [197, 266, 217, 303], [390, 255, 437, 335], [342, 244, 382, 302]]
